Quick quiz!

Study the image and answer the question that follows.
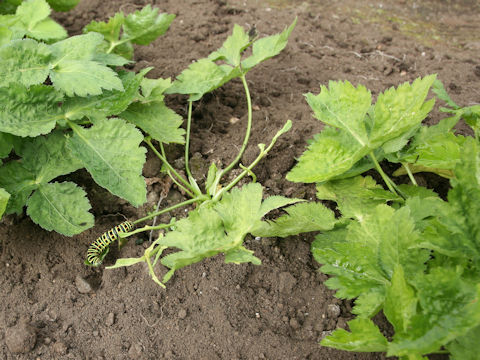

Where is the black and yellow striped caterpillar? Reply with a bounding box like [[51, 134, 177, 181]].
[[85, 221, 134, 266]]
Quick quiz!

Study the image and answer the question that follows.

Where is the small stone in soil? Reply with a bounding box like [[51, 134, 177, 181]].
[[53, 341, 68, 355], [326, 304, 341, 318], [5, 322, 36, 354], [105, 312, 115, 326], [75, 275, 92, 294], [178, 309, 187, 319]]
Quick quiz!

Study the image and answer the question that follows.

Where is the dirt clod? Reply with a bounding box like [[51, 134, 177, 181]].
[[75, 275, 93, 294], [5, 322, 36, 354]]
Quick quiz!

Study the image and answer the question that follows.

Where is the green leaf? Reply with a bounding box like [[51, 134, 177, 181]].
[[0, 39, 51, 87], [120, 101, 185, 144], [252, 202, 336, 238], [224, 246, 261, 265], [50, 60, 124, 97], [321, 318, 388, 352], [0, 25, 13, 46], [0, 132, 14, 159], [0, 187, 10, 219], [388, 269, 480, 357], [62, 70, 147, 121], [0, 84, 63, 137], [0, 161, 37, 214], [432, 79, 459, 109], [21, 131, 83, 183], [208, 24, 251, 67], [123, 6, 175, 45], [67, 118, 147, 206], [316, 175, 402, 220], [26, 181, 93, 236], [447, 325, 480, 360], [286, 126, 367, 183], [241, 18, 297, 71], [26, 18, 67, 41], [165, 58, 237, 101], [84, 12, 124, 43], [383, 265, 417, 334], [305, 81, 371, 146], [139, 77, 172, 101], [46, 0, 80, 12]]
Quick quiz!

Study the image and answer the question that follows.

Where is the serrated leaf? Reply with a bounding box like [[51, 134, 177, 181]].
[[241, 18, 296, 71], [26, 18, 67, 41], [0, 84, 63, 137], [16, 0, 50, 29], [50, 32, 103, 61], [21, 131, 83, 183], [139, 77, 172, 102], [384, 265, 417, 334], [224, 246, 261, 265], [0, 187, 10, 219], [286, 126, 367, 183], [120, 101, 185, 144], [26, 181, 93, 236], [388, 269, 480, 357], [316, 175, 402, 220], [83, 12, 124, 43], [321, 318, 388, 352], [0, 161, 37, 214], [67, 118, 147, 206], [252, 202, 336, 238], [0, 132, 14, 158], [123, 6, 175, 45], [208, 24, 250, 67], [63, 70, 147, 121], [92, 52, 131, 66], [447, 325, 480, 360], [0, 39, 51, 87], [46, 0, 80, 12], [432, 79, 459, 109], [165, 58, 238, 101]]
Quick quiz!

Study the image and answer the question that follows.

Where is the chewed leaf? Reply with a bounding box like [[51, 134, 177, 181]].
[[67, 118, 147, 206], [123, 6, 175, 45], [252, 202, 336, 238], [26, 181, 93, 236], [0, 84, 63, 137], [241, 18, 297, 70], [322, 318, 388, 352]]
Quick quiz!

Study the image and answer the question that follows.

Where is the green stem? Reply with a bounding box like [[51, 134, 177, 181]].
[[160, 143, 195, 197], [145, 138, 198, 196], [106, 38, 131, 54], [184, 100, 194, 180], [120, 221, 176, 237], [402, 162, 418, 186], [369, 152, 400, 196], [221, 74, 253, 176], [133, 197, 200, 224]]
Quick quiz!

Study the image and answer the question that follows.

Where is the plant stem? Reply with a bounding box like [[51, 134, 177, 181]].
[[145, 138, 198, 196], [184, 100, 194, 180], [221, 74, 253, 176], [369, 152, 400, 196], [122, 221, 176, 237], [402, 162, 418, 186], [133, 197, 200, 224], [160, 143, 195, 197]]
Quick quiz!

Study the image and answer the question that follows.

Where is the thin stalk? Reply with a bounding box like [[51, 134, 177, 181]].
[[184, 100, 194, 179], [106, 38, 131, 54], [121, 221, 176, 237], [369, 152, 400, 196], [133, 197, 200, 224], [160, 143, 195, 197], [145, 138, 198, 196], [402, 162, 418, 186], [221, 74, 253, 176]]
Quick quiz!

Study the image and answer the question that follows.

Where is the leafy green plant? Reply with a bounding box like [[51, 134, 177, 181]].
[[287, 76, 480, 359], [0, 0, 175, 233], [99, 18, 337, 288]]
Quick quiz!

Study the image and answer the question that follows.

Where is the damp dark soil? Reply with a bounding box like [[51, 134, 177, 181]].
[[1, 0, 479, 359]]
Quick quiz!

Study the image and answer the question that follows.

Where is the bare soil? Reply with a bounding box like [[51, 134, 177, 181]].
[[1, 0, 479, 359]]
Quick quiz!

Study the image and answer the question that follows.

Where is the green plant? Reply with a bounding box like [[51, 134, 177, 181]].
[[286, 76, 480, 359], [0, 0, 175, 234], [98, 18, 338, 288]]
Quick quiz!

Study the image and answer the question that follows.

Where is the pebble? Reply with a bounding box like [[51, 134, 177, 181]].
[[128, 343, 143, 359], [178, 309, 187, 320], [289, 318, 300, 330], [75, 275, 92, 294], [5, 322, 36, 354], [105, 312, 115, 326], [53, 341, 68, 355], [326, 304, 341, 318]]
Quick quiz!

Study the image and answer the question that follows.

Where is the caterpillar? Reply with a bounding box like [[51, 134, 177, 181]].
[[86, 221, 134, 266]]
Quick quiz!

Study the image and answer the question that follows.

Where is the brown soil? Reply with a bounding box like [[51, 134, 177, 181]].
[[1, 0, 479, 359]]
